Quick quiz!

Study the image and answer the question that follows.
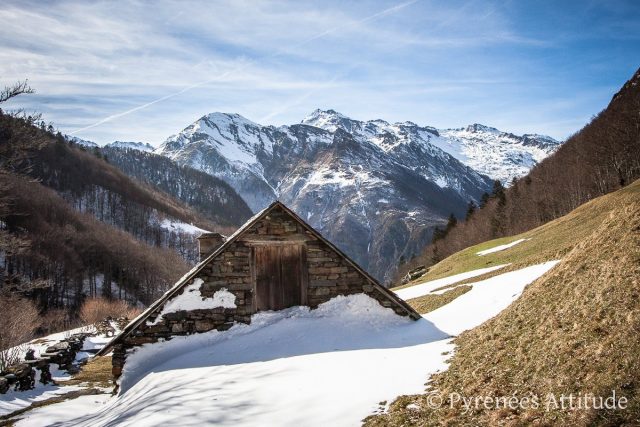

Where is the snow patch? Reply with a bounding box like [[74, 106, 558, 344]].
[[476, 238, 529, 256], [159, 219, 208, 235], [424, 261, 559, 334], [434, 176, 448, 188], [394, 264, 509, 301]]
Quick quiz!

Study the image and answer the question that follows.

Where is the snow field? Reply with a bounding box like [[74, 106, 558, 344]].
[[15, 261, 560, 426]]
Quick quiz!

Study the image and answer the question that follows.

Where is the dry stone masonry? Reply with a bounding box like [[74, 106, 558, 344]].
[[0, 333, 89, 394]]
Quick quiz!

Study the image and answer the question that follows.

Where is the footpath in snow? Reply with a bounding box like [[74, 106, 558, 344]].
[[15, 262, 559, 427]]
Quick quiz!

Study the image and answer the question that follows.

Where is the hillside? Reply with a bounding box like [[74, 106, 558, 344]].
[[0, 171, 188, 309], [366, 178, 640, 426], [0, 112, 246, 314], [99, 145, 252, 227], [401, 67, 640, 280]]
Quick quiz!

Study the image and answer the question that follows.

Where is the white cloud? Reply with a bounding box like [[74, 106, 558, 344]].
[[1, 0, 630, 144]]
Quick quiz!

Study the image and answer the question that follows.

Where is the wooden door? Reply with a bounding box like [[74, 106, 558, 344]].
[[254, 245, 306, 311]]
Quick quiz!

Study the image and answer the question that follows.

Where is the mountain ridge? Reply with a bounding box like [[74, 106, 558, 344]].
[[152, 110, 558, 282]]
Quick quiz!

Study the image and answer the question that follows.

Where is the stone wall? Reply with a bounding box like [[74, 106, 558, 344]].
[[0, 333, 89, 394], [111, 205, 413, 377], [306, 239, 409, 316]]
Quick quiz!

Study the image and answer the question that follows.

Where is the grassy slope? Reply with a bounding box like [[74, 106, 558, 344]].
[[407, 285, 472, 314], [367, 179, 640, 426], [395, 179, 640, 292]]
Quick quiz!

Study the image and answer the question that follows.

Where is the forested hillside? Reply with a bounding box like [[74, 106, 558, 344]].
[[100, 145, 252, 227], [400, 67, 640, 280], [0, 108, 247, 326]]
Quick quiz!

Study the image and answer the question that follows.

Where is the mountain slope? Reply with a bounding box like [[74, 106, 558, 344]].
[[436, 124, 560, 184], [156, 111, 527, 282], [100, 146, 252, 227], [367, 178, 640, 426], [0, 112, 246, 312], [402, 67, 640, 279]]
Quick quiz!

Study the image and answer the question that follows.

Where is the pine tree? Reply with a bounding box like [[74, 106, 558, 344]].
[[492, 179, 506, 205], [431, 227, 445, 243], [480, 192, 490, 208], [465, 200, 477, 221], [445, 213, 457, 233]]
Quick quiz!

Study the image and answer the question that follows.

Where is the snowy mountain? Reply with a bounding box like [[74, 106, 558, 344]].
[[436, 124, 560, 184], [67, 135, 98, 148], [155, 110, 499, 282], [106, 141, 155, 152], [303, 110, 560, 184]]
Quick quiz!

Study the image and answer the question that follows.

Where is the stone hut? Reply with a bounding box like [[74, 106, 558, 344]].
[[98, 201, 420, 378]]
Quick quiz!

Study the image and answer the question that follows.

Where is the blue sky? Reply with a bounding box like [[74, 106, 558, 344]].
[[1, 0, 638, 145]]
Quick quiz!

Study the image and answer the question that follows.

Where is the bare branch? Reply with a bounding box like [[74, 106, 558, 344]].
[[0, 80, 35, 104]]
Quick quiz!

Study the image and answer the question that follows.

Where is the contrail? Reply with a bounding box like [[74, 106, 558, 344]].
[[70, 0, 420, 135], [258, 71, 348, 123]]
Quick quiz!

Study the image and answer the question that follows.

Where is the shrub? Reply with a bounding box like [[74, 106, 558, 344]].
[[80, 298, 142, 325]]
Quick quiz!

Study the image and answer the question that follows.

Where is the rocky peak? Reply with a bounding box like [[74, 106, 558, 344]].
[[464, 123, 500, 133], [107, 141, 154, 152], [301, 109, 360, 133]]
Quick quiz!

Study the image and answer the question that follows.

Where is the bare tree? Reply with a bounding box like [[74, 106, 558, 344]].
[[0, 293, 40, 370], [0, 80, 34, 104]]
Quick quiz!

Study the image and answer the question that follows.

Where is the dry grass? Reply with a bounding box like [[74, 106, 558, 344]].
[[62, 355, 113, 389], [406, 286, 472, 314], [365, 180, 640, 426], [394, 179, 640, 291]]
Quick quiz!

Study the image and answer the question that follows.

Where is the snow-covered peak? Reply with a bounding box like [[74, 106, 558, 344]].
[[202, 112, 261, 129], [301, 109, 359, 133], [302, 108, 348, 123], [66, 135, 98, 148], [437, 125, 561, 183], [107, 141, 154, 152], [156, 111, 275, 173], [464, 123, 501, 134]]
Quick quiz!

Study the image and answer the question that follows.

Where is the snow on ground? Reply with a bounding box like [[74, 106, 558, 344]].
[[476, 238, 529, 256], [15, 262, 560, 427], [159, 219, 208, 235], [1, 324, 118, 417], [0, 381, 85, 416], [3, 325, 95, 361], [394, 264, 509, 301], [1, 329, 92, 416], [424, 261, 559, 335]]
